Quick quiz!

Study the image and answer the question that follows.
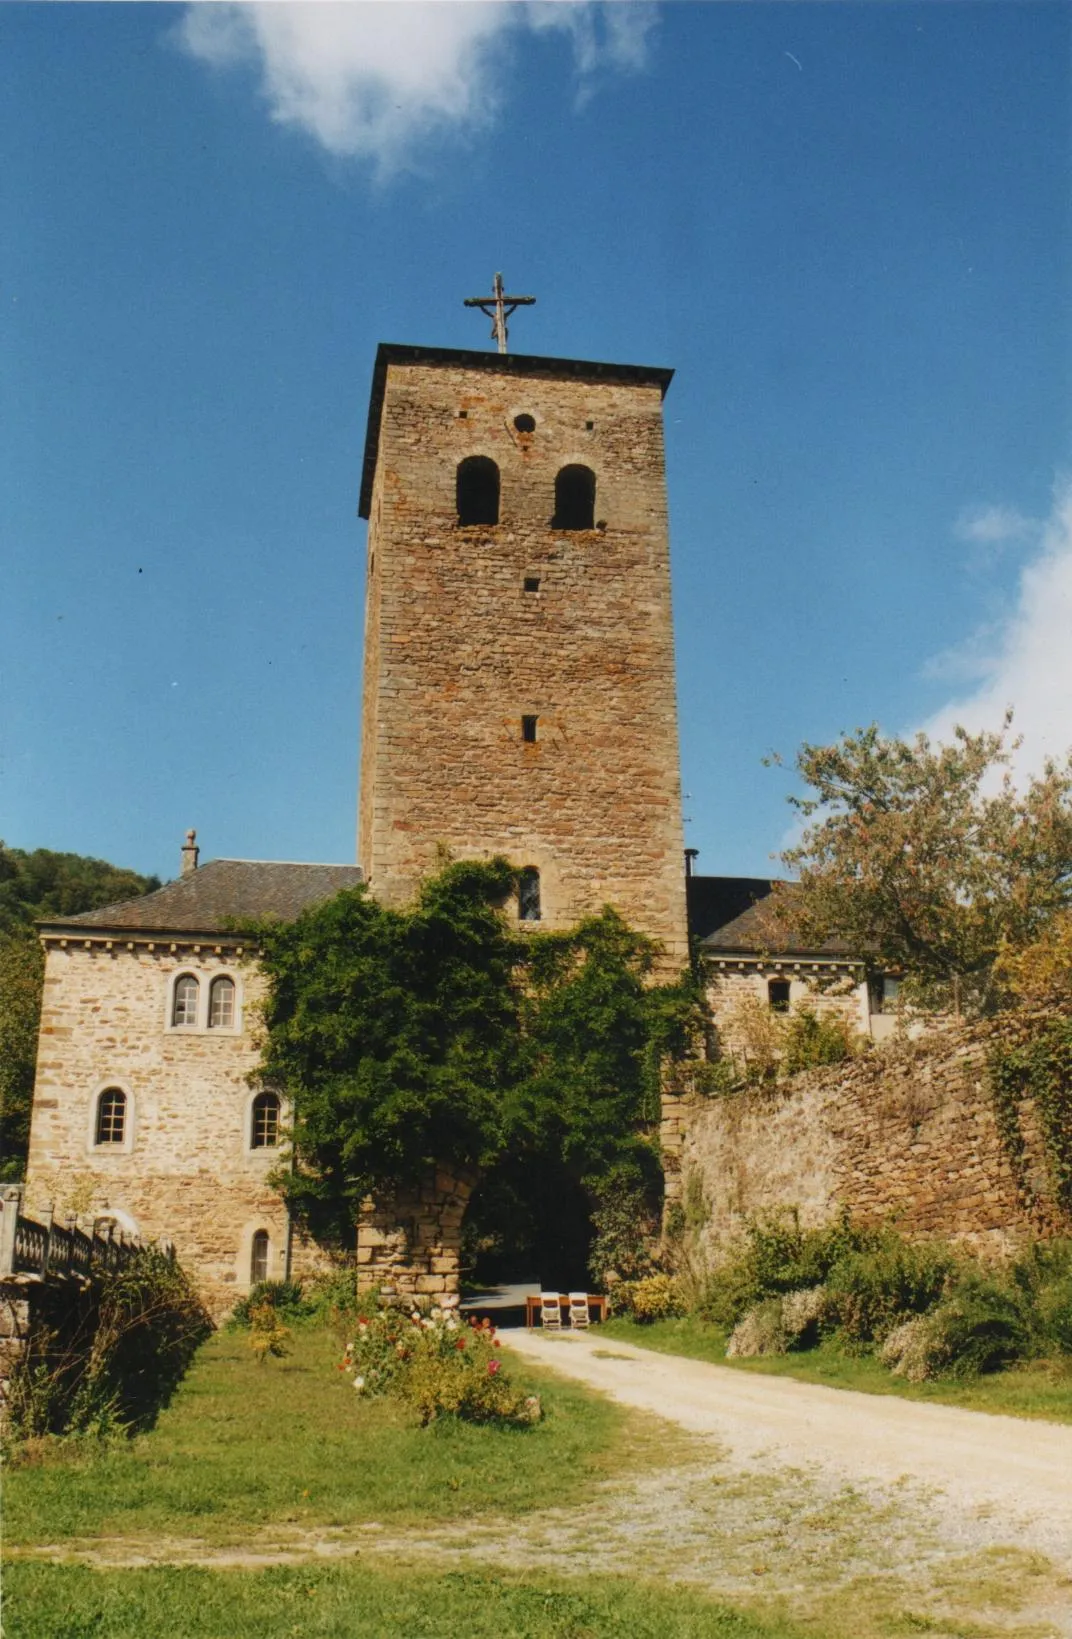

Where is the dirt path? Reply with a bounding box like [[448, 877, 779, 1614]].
[[504, 1328, 1072, 1550]]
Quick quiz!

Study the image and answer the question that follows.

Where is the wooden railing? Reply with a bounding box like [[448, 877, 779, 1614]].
[[0, 1186, 161, 1281]]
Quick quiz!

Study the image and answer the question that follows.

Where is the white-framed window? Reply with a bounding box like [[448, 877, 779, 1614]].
[[250, 1091, 280, 1150], [166, 968, 242, 1033], [87, 1080, 136, 1155], [95, 1086, 127, 1145], [208, 975, 235, 1029], [172, 973, 199, 1028]]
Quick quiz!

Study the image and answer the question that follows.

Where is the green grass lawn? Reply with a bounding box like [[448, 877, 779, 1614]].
[[2, 1563, 813, 1639], [600, 1316, 1072, 1422], [5, 1323, 675, 1549]]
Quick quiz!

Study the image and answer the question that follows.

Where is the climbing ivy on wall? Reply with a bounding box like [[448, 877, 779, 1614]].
[[250, 859, 701, 1245], [988, 1020, 1072, 1216]]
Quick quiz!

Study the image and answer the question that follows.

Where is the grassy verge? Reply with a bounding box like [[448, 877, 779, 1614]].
[[2, 1563, 813, 1639], [5, 1324, 684, 1549], [600, 1316, 1072, 1422]]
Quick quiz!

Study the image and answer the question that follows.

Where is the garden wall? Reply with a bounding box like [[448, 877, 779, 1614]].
[[680, 1015, 1067, 1259]]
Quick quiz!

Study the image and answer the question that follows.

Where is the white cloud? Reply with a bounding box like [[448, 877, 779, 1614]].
[[921, 480, 1072, 778], [177, 1, 657, 172], [953, 502, 1037, 549]]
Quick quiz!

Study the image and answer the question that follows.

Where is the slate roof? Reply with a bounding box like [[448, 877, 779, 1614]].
[[359, 342, 675, 519], [687, 875, 859, 958], [41, 860, 365, 935]]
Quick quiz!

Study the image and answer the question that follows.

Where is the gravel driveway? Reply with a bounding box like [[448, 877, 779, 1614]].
[[505, 1327, 1072, 1538]]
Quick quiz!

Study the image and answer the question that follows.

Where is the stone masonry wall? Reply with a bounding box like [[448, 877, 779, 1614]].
[[356, 1165, 476, 1302], [358, 359, 690, 967], [25, 940, 293, 1316], [680, 1016, 1065, 1260]]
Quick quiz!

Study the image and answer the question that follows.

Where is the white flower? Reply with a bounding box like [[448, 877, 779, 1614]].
[[354, 1375, 365, 1391]]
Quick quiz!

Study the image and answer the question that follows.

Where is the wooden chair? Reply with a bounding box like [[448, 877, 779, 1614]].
[[540, 1291, 562, 1330], [568, 1292, 590, 1329]]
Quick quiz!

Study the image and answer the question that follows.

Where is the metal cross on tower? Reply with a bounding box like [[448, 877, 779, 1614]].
[[463, 272, 536, 354]]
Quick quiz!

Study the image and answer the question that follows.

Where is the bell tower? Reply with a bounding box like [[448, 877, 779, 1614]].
[[356, 339, 688, 964]]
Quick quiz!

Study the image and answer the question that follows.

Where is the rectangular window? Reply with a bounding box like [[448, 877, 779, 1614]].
[[870, 975, 902, 1015], [522, 715, 538, 743], [523, 577, 540, 593], [768, 979, 791, 1013]]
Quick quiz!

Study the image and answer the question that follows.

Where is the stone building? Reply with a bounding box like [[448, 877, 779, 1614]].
[[687, 873, 902, 1056], [23, 339, 694, 1311], [25, 853, 362, 1309]]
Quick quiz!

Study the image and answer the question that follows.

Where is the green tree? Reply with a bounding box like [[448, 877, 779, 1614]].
[[0, 843, 159, 1179], [252, 859, 697, 1246], [777, 719, 1072, 1010]]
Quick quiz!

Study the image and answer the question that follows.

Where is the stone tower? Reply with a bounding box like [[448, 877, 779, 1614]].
[[357, 342, 688, 964]]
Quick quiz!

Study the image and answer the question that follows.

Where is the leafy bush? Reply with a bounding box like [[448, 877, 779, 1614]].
[[340, 1301, 540, 1428], [883, 1275, 1032, 1380], [612, 1273, 681, 1323], [823, 1234, 957, 1345], [587, 1162, 660, 1286], [1009, 1239, 1072, 1354], [230, 1280, 311, 1329], [726, 1299, 789, 1357], [247, 1303, 291, 1363], [7, 1249, 211, 1439], [696, 1210, 876, 1327], [726, 1287, 827, 1358], [782, 1006, 857, 1074]]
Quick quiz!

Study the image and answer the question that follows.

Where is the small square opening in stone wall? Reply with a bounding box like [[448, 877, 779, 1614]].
[[523, 577, 540, 593]]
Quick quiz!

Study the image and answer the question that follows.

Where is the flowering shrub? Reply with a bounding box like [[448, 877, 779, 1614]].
[[338, 1302, 541, 1428], [247, 1301, 291, 1363], [612, 1273, 682, 1323]]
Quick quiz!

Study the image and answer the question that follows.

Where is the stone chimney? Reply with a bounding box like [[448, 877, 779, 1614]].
[[181, 829, 200, 877]]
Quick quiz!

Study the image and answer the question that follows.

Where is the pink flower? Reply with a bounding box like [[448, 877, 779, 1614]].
[[487, 1359, 501, 1376]]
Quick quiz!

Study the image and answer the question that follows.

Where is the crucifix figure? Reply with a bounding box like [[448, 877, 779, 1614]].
[[463, 272, 536, 354]]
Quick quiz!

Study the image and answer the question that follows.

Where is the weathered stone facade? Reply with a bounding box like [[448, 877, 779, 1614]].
[[358, 346, 689, 965], [679, 1015, 1067, 1261], [23, 936, 292, 1315], [356, 1165, 477, 1302]]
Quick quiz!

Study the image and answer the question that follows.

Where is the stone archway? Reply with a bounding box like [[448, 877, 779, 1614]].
[[356, 1164, 478, 1304]]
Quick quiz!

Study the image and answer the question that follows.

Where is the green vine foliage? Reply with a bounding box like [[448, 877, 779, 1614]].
[[989, 1019, 1072, 1215], [251, 860, 700, 1245]]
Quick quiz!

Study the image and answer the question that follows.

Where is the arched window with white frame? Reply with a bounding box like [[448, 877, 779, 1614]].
[[250, 1091, 281, 1150], [208, 975, 235, 1029], [172, 973, 199, 1028], [95, 1086, 127, 1146]]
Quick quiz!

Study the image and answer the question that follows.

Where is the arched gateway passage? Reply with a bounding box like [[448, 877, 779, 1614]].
[[355, 1157, 595, 1301], [462, 1156, 594, 1293]]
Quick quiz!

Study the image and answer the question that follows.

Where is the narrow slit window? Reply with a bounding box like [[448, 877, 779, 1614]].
[[250, 1230, 270, 1285], [518, 867, 541, 923], [172, 974, 199, 1028], [767, 979, 791, 1014], [251, 1091, 280, 1150], [521, 715, 538, 743], [208, 976, 235, 1029], [95, 1087, 127, 1146], [553, 464, 596, 530], [456, 456, 499, 526]]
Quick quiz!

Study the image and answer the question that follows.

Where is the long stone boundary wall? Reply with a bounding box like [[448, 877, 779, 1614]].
[[679, 1014, 1068, 1260]]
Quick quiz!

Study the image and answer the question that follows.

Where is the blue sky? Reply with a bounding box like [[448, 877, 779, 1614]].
[[3, 1, 1070, 885]]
